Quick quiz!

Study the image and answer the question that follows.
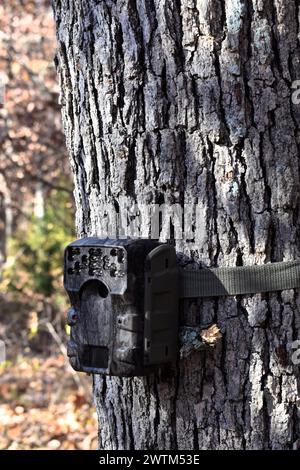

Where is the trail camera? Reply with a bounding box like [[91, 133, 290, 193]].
[[64, 238, 179, 376], [64, 233, 300, 375]]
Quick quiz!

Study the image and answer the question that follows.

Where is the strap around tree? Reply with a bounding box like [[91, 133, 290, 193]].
[[180, 261, 300, 298]]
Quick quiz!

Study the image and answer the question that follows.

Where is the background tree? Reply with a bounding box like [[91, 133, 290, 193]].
[[0, 0, 72, 256], [53, 0, 300, 450], [0, 1, 97, 450], [0, 0, 75, 325]]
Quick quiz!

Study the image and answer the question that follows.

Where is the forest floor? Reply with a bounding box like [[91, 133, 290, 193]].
[[0, 295, 98, 450]]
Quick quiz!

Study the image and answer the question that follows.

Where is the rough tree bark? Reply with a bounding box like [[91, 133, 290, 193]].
[[53, 0, 300, 449]]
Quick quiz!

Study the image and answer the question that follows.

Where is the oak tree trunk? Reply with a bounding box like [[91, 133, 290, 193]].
[[53, 0, 300, 449]]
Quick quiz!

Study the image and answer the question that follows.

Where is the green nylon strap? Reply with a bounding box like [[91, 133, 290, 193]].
[[180, 260, 300, 298]]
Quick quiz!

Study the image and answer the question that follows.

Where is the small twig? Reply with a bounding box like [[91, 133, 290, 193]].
[[45, 321, 84, 391]]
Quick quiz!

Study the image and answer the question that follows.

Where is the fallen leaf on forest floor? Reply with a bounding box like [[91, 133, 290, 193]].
[[0, 354, 98, 450]]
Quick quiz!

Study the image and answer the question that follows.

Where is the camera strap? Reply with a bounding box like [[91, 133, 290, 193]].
[[180, 260, 300, 298]]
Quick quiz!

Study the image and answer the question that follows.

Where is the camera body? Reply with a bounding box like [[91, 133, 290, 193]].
[[64, 238, 179, 376]]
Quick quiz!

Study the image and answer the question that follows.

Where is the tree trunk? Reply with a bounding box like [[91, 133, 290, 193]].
[[0, 191, 6, 269], [0, 175, 11, 270], [53, 0, 300, 450]]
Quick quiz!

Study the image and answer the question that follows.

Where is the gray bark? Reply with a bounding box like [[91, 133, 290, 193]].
[[53, 0, 300, 449]]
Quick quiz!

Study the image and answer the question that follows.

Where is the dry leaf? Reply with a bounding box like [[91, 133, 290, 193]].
[[200, 324, 222, 345]]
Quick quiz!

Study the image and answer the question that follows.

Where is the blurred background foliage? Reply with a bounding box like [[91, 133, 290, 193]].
[[1, 183, 74, 303], [0, 0, 97, 450]]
